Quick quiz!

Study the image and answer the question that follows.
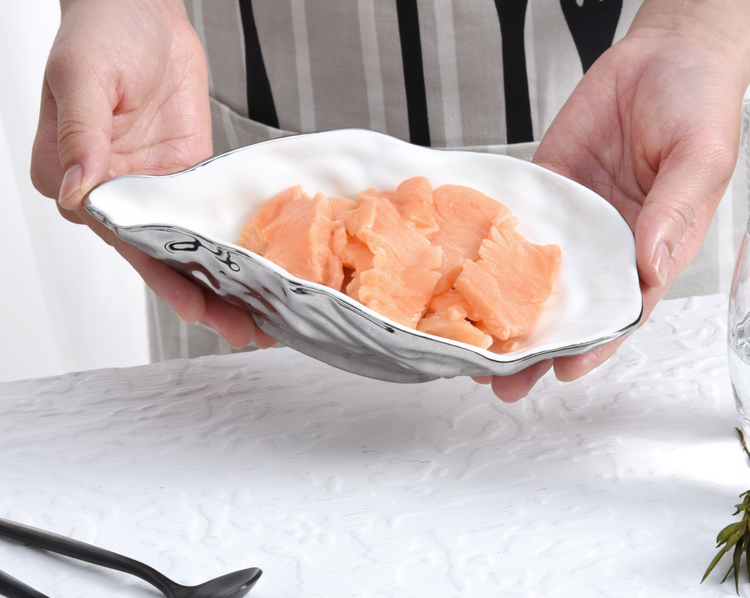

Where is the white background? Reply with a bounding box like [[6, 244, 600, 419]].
[[0, 1, 149, 383]]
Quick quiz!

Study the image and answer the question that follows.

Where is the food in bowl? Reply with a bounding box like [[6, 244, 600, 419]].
[[237, 176, 561, 351]]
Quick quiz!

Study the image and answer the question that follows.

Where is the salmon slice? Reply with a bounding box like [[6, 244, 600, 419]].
[[237, 185, 310, 255], [332, 219, 373, 273], [417, 314, 493, 349], [430, 184, 516, 295], [357, 187, 393, 204], [493, 338, 521, 352], [391, 176, 439, 238], [239, 178, 560, 351], [418, 290, 492, 349], [320, 196, 360, 289], [340, 197, 443, 329], [237, 186, 357, 288], [475, 320, 521, 352], [425, 289, 481, 322], [329, 195, 360, 219], [359, 176, 438, 239], [331, 220, 373, 299], [454, 216, 561, 340]]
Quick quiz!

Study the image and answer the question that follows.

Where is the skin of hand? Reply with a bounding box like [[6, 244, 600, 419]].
[[31, 0, 274, 349], [479, 0, 750, 402]]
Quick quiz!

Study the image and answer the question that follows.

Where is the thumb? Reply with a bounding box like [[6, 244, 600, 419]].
[[46, 53, 116, 211], [634, 147, 734, 290]]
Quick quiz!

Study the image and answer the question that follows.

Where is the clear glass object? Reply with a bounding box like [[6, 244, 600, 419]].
[[729, 221, 750, 438]]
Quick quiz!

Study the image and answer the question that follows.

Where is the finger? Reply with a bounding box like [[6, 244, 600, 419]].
[[634, 144, 734, 290], [30, 77, 64, 199], [43, 49, 117, 211], [198, 289, 268, 350], [552, 268, 674, 382], [552, 336, 627, 382], [472, 375, 493, 385], [490, 359, 553, 403], [115, 246, 208, 325], [77, 208, 278, 348], [56, 202, 85, 225], [76, 208, 208, 323], [253, 327, 278, 349]]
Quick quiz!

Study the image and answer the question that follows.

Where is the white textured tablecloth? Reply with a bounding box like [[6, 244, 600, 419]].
[[1, 294, 748, 597]]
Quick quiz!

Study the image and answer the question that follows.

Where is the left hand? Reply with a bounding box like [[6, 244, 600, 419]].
[[480, 0, 750, 402], [30, 0, 275, 350]]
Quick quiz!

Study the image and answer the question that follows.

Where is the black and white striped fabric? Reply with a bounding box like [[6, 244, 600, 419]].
[[189, 0, 639, 151], [147, 0, 750, 362]]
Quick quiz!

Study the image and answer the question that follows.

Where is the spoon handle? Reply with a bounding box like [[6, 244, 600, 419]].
[[0, 518, 175, 597], [0, 569, 50, 598]]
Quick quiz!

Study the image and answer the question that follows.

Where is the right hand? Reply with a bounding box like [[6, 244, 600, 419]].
[[478, 0, 750, 402], [31, 0, 275, 349]]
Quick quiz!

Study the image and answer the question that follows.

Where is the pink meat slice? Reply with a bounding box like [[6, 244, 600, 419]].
[[338, 196, 443, 329], [430, 184, 516, 295]]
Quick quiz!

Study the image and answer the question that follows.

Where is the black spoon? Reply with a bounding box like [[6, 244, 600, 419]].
[[0, 569, 49, 598], [0, 517, 261, 598]]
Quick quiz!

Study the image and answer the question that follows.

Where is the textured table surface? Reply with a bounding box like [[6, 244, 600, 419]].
[[1, 293, 748, 597]]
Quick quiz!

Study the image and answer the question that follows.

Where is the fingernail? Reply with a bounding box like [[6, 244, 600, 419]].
[[653, 243, 669, 287], [58, 164, 83, 208]]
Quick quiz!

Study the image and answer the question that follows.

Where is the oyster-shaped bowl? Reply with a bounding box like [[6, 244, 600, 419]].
[[85, 129, 642, 383]]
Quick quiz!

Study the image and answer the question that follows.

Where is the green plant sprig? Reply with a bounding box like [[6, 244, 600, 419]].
[[702, 428, 750, 594]]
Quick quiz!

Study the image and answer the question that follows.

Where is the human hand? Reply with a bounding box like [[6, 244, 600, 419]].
[[481, 0, 750, 402], [31, 0, 274, 349]]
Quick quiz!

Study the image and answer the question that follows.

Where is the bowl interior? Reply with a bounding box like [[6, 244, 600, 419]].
[[86, 129, 641, 367]]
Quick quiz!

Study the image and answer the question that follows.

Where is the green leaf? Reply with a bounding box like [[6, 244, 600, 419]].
[[732, 494, 750, 516], [733, 536, 744, 593], [723, 561, 736, 584], [705, 544, 738, 583], [704, 431, 750, 591], [718, 522, 746, 545], [703, 528, 747, 583]]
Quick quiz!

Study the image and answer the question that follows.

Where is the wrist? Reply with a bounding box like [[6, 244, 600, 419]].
[[629, 0, 750, 89]]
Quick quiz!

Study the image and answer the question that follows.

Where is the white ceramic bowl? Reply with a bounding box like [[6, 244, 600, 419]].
[[85, 129, 642, 383]]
